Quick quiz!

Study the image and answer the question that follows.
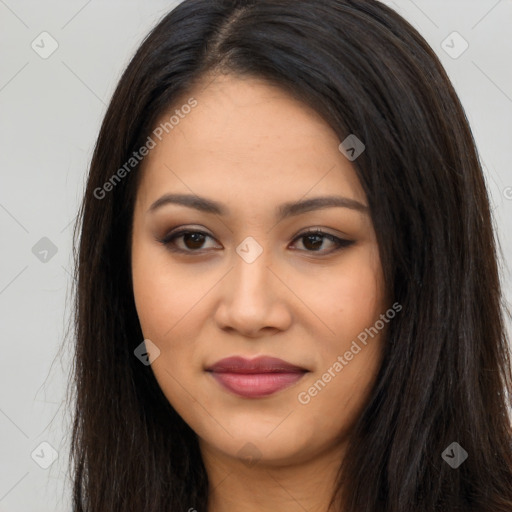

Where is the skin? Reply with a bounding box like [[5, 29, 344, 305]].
[[131, 73, 388, 512]]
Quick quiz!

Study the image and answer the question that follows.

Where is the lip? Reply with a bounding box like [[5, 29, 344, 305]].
[[206, 356, 308, 398]]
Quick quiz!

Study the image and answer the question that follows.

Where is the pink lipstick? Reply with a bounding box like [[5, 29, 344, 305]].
[[206, 356, 307, 398]]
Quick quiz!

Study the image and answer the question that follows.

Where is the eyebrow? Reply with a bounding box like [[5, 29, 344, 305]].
[[147, 193, 369, 220]]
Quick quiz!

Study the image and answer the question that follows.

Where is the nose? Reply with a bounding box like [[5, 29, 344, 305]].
[[213, 245, 293, 338]]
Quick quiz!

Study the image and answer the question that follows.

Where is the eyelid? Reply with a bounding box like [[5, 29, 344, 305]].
[[293, 226, 350, 241], [157, 226, 355, 254], [157, 227, 219, 249], [291, 228, 355, 253]]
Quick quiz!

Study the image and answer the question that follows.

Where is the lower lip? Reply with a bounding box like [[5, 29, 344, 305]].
[[209, 371, 306, 398]]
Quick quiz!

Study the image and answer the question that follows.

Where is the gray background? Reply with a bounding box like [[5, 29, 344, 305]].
[[1, 0, 511, 510]]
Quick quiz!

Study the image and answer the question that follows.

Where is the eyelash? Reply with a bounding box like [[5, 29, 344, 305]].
[[157, 228, 355, 255]]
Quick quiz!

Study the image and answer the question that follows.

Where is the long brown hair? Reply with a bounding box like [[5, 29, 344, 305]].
[[68, 0, 512, 510]]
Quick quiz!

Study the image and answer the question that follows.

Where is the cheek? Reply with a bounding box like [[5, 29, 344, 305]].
[[131, 242, 211, 341], [308, 245, 384, 344], [132, 253, 172, 340], [297, 257, 386, 435], [131, 248, 205, 414]]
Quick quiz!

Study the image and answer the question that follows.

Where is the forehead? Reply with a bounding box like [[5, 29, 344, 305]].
[[136, 74, 367, 211]]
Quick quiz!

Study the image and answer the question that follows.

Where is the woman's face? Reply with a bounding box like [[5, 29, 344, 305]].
[[131, 74, 387, 467]]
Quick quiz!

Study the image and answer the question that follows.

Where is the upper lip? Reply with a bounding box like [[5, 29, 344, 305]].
[[206, 356, 307, 374]]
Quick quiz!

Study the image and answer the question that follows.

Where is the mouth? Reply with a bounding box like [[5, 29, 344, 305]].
[[206, 356, 308, 398]]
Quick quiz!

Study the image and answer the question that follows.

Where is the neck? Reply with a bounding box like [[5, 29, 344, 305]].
[[201, 441, 346, 512]]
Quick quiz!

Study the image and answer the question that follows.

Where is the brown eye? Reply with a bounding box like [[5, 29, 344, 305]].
[[301, 233, 325, 251], [158, 227, 354, 256], [292, 229, 355, 254], [159, 229, 220, 253], [182, 232, 207, 250]]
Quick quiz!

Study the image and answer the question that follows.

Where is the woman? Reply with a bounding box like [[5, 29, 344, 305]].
[[69, 0, 512, 510]]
